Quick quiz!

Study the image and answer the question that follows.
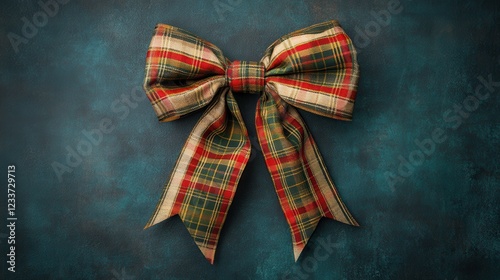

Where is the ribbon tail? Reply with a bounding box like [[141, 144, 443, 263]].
[[144, 88, 251, 264], [256, 89, 358, 261]]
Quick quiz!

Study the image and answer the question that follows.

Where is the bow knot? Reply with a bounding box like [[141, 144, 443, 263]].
[[226, 60, 265, 94]]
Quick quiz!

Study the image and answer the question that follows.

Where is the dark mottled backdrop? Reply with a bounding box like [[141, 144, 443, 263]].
[[1, 0, 499, 279]]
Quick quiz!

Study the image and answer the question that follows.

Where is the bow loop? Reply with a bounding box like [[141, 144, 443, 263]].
[[261, 20, 359, 120], [143, 24, 228, 122]]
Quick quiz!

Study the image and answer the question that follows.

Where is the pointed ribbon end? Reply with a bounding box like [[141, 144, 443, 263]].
[[352, 219, 360, 227], [197, 245, 216, 265], [143, 219, 155, 230], [293, 243, 305, 262], [143, 213, 171, 230], [326, 212, 360, 228]]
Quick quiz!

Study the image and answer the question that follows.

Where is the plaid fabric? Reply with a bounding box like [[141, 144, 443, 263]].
[[257, 21, 359, 260], [143, 24, 228, 122], [143, 20, 359, 263], [226, 60, 265, 94]]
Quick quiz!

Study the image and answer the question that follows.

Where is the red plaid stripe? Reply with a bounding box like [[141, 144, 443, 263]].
[[143, 20, 359, 263]]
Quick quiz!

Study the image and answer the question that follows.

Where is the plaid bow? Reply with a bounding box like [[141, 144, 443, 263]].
[[143, 20, 360, 264]]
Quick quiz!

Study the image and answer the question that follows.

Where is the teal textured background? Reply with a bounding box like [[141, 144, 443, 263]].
[[1, 0, 499, 279]]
